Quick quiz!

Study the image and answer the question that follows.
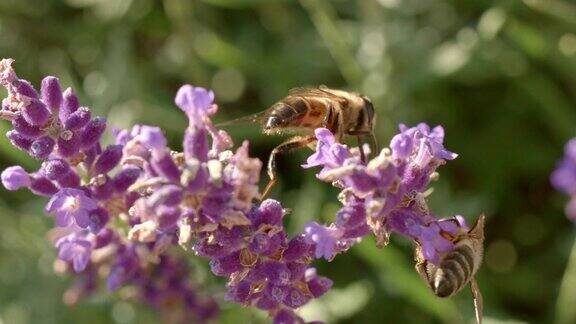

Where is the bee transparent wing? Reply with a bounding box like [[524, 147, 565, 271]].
[[470, 277, 483, 324], [216, 110, 269, 127], [288, 86, 343, 100]]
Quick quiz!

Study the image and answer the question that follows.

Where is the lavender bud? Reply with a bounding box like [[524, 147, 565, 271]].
[[30, 176, 58, 196], [57, 171, 80, 188], [249, 233, 273, 255], [307, 276, 333, 298], [64, 107, 91, 130], [30, 136, 55, 160], [13, 79, 39, 98], [60, 87, 79, 122], [151, 150, 181, 183], [12, 115, 42, 138], [254, 199, 283, 227], [93, 144, 122, 174], [83, 144, 99, 166], [273, 310, 298, 324], [88, 207, 109, 234], [22, 100, 50, 126], [282, 236, 310, 262], [256, 294, 279, 310], [157, 205, 180, 229], [224, 281, 251, 303], [41, 76, 63, 112], [42, 159, 71, 180], [94, 228, 113, 248], [287, 262, 307, 281], [90, 177, 114, 200], [1, 166, 30, 190], [81, 117, 106, 149], [6, 130, 33, 151], [147, 185, 183, 209], [282, 287, 309, 308], [57, 131, 81, 157], [112, 166, 141, 192], [209, 252, 243, 276]]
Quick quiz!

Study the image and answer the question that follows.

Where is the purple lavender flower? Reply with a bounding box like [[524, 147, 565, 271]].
[[46, 188, 98, 228], [552, 138, 576, 220], [56, 233, 93, 272], [302, 123, 462, 264], [304, 222, 342, 260]]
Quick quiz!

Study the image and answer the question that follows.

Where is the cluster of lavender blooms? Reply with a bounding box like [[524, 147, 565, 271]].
[[551, 139, 576, 220], [0, 58, 330, 323], [0, 57, 468, 323], [301, 124, 466, 265]]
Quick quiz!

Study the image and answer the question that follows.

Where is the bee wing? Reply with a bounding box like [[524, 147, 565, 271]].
[[216, 110, 269, 127], [288, 86, 344, 100]]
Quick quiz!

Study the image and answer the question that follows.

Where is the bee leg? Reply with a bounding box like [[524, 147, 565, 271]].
[[348, 130, 376, 161], [470, 277, 483, 324], [369, 132, 379, 154], [356, 135, 367, 163], [414, 244, 432, 288], [261, 136, 316, 199]]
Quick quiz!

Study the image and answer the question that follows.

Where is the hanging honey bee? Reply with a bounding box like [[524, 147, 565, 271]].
[[219, 86, 377, 197], [414, 214, 486, 324]]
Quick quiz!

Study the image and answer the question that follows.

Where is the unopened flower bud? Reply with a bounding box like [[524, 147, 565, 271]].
[[1, 166, 30, 190], [64, 107, 91, 130], [12, 115, 42, 138], [42, 159, 71, 180], [81, 117, 106, 149], [60, 87, 79, 122], [22, 100, 49, 126], [93, 145, 122, 174], [29, 176, 58, 196], [41, 76, 63, 112], [6, 130, 33, 151], [30, 136, 55, 159]]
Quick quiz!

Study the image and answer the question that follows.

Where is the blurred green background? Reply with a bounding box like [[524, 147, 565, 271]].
[[1, 0, 576, 323]]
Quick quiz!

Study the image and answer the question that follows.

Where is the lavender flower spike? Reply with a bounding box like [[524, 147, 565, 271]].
[[303, 123, 463, 265]]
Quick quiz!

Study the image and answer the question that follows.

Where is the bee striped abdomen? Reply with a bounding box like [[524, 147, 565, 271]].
[[432, 243, 475, 297], [265, 99, 307, 130]]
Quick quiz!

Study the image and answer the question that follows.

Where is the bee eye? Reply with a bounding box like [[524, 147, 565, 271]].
[[361, 96, 375, 124]]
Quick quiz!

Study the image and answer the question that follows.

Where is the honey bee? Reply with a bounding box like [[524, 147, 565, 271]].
[[220, 86, 377, 198], [414, 214, 485, 324]]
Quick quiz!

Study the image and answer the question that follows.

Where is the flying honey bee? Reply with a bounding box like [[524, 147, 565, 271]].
[[414, 214, 485, 324], [219, 86, 377, 198]]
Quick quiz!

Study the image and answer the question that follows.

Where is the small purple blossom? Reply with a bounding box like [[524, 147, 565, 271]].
[[304, 222, 342, 260], [175, 85, 216, 118], [46, 188, 98, 228], [56, 233, 92, 272]]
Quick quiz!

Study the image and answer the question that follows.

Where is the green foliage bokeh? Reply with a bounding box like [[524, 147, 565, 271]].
[[1, 0, 576, 323]]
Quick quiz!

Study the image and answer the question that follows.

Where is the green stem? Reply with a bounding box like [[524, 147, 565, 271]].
[[556, 235, 576, 324]]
